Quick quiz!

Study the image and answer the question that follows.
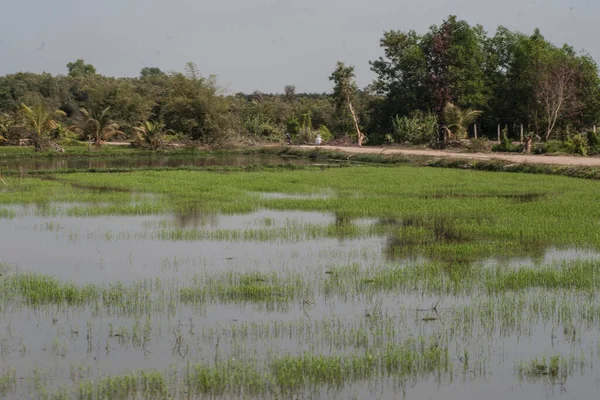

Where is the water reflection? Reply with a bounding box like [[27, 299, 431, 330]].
[[0, 154, 328, 172], [173, 210, 219, 229]]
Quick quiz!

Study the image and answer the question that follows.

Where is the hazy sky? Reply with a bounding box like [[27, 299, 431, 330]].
[[0, 0, 593, 93]]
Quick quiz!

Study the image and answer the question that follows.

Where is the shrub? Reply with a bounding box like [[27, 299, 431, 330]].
[[541, 140, 566, 154], [586, 131, 599, 149], [245, 116, 281, 138], [565, 134, 588, 156], [492, 129, 519, 153], [286, 116, 301, 136], [318, 125, 333, 142], [391, 111, 438, 145]]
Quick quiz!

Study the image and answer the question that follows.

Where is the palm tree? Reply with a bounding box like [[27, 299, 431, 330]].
[[74, 107, 123, 148], [442, 102, 482, 141], [19, 104, 66, 151], [134, 121, 167, 150]]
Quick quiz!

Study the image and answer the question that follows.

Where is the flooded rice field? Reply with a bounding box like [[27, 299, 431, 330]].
[[1, 163, 600, 399]]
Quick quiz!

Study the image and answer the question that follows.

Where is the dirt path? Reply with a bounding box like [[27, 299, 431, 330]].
[[295, 145, 600, 167]]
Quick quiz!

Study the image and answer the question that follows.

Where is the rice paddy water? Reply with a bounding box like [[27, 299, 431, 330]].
[[1, 154, 600, 399]]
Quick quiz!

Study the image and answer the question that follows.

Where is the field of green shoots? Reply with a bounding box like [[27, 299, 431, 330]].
[[1, 160, 600, 399]]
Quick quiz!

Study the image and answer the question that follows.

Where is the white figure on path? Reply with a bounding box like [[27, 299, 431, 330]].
[[315, 134, 322, 145]]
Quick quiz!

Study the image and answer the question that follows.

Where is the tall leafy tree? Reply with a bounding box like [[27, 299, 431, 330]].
[[140, 67, 166, 78], [67, 59, 96, 77], [329, 61, 366, 146], [370, 16, 489, 128]]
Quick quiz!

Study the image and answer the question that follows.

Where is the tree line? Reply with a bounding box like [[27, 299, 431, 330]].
[[1, 16, 599, 151]]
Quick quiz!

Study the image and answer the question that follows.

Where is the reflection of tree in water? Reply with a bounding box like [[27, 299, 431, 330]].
[[173, 210, 219, 229], [334, 212, 353, 227], [384, 230, 549, 266], [330, 212, 359, 240]]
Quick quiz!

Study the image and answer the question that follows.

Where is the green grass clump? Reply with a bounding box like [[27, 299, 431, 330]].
[[184, 360, 273, 397], [272, 339, 449, 391], [3, 273, 99, 305], [516, 354, 581, 383], [0, 369, 16, 398], [180, 271, 310, 307], [485, 260, 600, 292], [22, 339, 450, 399]]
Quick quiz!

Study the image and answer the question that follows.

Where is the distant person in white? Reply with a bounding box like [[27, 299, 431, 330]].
[[315, 134, 322, 145]]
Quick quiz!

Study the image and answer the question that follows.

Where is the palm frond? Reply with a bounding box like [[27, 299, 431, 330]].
[[443, 102, 482, 139]]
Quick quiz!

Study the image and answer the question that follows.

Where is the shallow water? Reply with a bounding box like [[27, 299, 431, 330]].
[[2, 191, 600, 398]]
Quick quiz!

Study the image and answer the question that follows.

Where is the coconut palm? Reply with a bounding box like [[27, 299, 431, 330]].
[[74, 107, 123, 148], [19, 104, 66, 151], [134, 121, 168, 150], [442, 102, 482, 140]]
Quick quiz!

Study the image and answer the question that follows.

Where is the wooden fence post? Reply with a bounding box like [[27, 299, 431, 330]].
[[474, 124, 478, 140], [497, 124, 501, 143]]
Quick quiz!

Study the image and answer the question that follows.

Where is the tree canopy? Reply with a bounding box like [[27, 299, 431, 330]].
[[0, 17, 598, 148]]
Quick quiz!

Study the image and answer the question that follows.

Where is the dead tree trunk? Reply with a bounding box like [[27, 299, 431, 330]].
[[347, 101, 365, 146]]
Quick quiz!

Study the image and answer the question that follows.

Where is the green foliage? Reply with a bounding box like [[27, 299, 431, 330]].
[[0, 17, 599, 150], [140, 67, 165, 78], [318, 125, 332, 142], [565, 134, 588, 156], [66, 59, 96, 77], [391, 111, 438, 144], [286, 116, 301, 136], [442, 102, 482, 140], [245, 115, 280, 138], [329, 61, 365, 144], [587, 130, 600, 149], [295, 112, 320, 144], [19, 103, 66, 150], [133, 121, 168, 150], [492, 128, 520, 152], [72, 107, 123, 147], [534, 135, 589, 156], [370, 16, 600, 141]]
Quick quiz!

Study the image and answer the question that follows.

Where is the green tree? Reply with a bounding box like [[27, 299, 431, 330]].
[[19, 103, 66, 151], [284, 85, 296, 102], [329, 61, 365, 145], [73, 107, 123, 147], [66, 59, 96, 77], [140, 67, 166, 78], [370, 16, 489, 129], [160, 67, 229, 143]]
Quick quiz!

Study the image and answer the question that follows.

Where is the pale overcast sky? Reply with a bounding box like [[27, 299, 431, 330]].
[[0, 0, 592, 93]]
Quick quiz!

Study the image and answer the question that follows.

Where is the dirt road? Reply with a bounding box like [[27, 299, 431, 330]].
[[296, 145, 600, 167]]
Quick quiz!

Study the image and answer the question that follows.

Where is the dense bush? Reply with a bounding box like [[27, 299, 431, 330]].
[[565, 134, 588, 156], [391, 111, 438, 145]]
